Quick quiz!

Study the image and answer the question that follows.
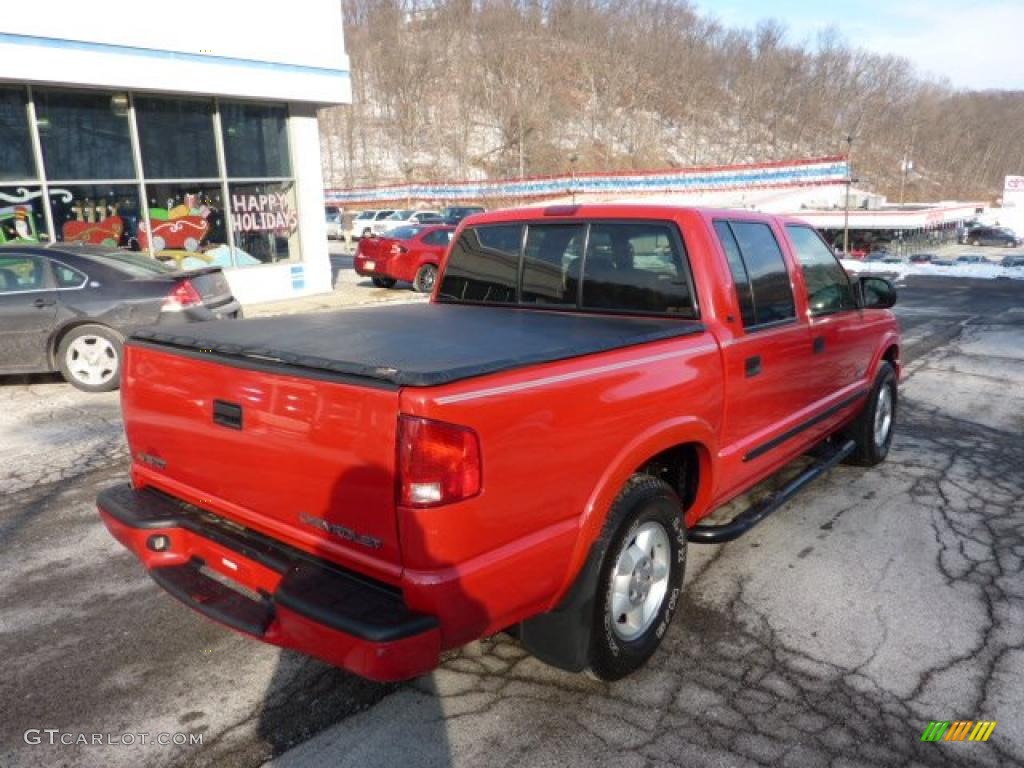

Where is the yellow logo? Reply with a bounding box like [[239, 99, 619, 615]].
[[921, 721, 996, 742]]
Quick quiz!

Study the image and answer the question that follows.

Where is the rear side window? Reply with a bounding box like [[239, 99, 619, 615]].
[[786, 225, 856, 315], [714, 221, 755, 326], [52, 261, 88, 288], [438, 224, 521, 303], [715, 221, 795, 327]]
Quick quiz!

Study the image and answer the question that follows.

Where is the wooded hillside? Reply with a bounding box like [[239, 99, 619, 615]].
[[319, 0, 1024, 202]]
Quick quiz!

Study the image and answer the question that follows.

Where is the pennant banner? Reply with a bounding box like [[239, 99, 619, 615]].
[[326, 156, 850, 206]]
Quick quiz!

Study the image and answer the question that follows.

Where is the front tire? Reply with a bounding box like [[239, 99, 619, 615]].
[[844, 361, 897, 466], [57, 324, 123, 392], [588, 475, 686, 681]]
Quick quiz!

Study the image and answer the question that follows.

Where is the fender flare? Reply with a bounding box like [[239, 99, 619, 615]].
[[519, 417, 716, 672]]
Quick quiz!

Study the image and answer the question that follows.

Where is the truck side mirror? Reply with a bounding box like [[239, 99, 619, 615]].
[[859, 276, 897, 309]]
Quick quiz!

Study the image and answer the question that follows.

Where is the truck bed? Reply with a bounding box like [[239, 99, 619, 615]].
[[132, 303, 704, 387]]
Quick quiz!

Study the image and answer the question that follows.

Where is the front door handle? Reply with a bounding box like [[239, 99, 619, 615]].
[[33, 297, 56, 308]]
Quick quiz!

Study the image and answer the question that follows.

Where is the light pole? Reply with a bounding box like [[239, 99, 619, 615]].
[[569, 154, 579, 204], [842, 135, 854, 256]]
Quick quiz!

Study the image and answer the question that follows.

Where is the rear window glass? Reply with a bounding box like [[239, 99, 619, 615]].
[[390, 226, 422, 240], [438, 224, 521, 303], [86, 251, 177, 277], [439, 220, 695, 317], [521, 223, 585, 306], [581, 223, 693, 315]]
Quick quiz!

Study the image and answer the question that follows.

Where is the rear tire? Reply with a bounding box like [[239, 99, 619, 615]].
[[413, 264, 438, 293], [57, 324, 123, 393], [371, 276, 396, 288], [844, 361, 897, 466], [588, 475, 686, 681]]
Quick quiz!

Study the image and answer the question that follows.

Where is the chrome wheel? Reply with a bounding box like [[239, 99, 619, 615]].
[[873, 385, 893, 447], [608, 521, 671, 641], [66, 334, 118, 387]]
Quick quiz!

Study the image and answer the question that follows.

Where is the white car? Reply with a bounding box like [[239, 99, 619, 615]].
[[370, 209, 444, 236], [325, 208, 342, 239], [350, 209, 398, 240]]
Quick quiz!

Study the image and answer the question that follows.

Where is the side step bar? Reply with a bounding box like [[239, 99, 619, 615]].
[[688, 439, 856, 544]]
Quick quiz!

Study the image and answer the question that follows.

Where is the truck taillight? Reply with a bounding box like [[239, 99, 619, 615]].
[[398, 416, 481, 507], [162, 280, 202, 311]]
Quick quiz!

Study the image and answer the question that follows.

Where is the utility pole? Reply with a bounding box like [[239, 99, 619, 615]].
[[842, 134, 854, 256], [569, 154, 578, 204]]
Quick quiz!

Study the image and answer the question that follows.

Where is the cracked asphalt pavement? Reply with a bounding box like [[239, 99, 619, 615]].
[[1, 275, 1022, 768]]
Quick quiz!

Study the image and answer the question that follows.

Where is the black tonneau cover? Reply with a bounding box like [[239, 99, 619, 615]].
[[132, 304, 704, 387]]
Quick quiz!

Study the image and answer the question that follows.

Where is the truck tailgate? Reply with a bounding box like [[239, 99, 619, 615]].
[[121, 342, 403, 582]]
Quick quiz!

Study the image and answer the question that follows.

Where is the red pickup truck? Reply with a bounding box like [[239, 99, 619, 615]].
[[98, 205, 900, 682]]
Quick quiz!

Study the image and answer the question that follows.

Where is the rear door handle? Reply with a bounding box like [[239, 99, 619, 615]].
[[813, 336, 826, 354], [745, 355, 762, 378], [33, 297, 56, 308]]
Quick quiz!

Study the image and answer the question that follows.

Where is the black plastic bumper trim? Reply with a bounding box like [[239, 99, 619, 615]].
[[98, 484, 437, 643], [744, 390, 867, 462]]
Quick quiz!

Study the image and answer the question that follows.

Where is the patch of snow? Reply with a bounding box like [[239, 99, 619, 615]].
[[841, 259, 1024, 281]]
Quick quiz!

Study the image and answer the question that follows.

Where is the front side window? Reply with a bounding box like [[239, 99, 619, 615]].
[[0, 254, 46, 293], [724, 221, 795, 326], [786, 225, 856, 315]]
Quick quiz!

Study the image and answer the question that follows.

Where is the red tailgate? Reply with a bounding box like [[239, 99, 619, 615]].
[[121, 344, 404, 584]]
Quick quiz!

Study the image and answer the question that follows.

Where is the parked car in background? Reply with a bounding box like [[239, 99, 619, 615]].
[[325, 208, 342, 240], [960, 226, 1020, 247], [354, 224, 454, 292], [372, 210, 444, 237], [350, 209, 398, 240], [440, 205, 486, 226], [955, 254, 988, 265], [908, 253, 934, 264], [1000, 255, 1024, 267], [0, 244, 241, 392]]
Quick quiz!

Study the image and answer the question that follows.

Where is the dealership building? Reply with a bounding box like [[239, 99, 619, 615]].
[[0, 0, 350, 303]]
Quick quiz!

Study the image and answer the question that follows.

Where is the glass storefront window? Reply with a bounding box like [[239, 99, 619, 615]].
[[228, 181, 300, 264], [221, 102, 291, 178], [0, 88, 36, 181], [0, 187, 49, 244], [0, 88, 300, 272], [36, 89, 134, 181], [50, 184, 142, 248], [141, 183, 232, 268], [135, 96, 218, 180]]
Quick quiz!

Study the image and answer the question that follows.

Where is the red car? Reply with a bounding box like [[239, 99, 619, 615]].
[[354, 224, 454, 292], [99, 205, 900, 682]]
